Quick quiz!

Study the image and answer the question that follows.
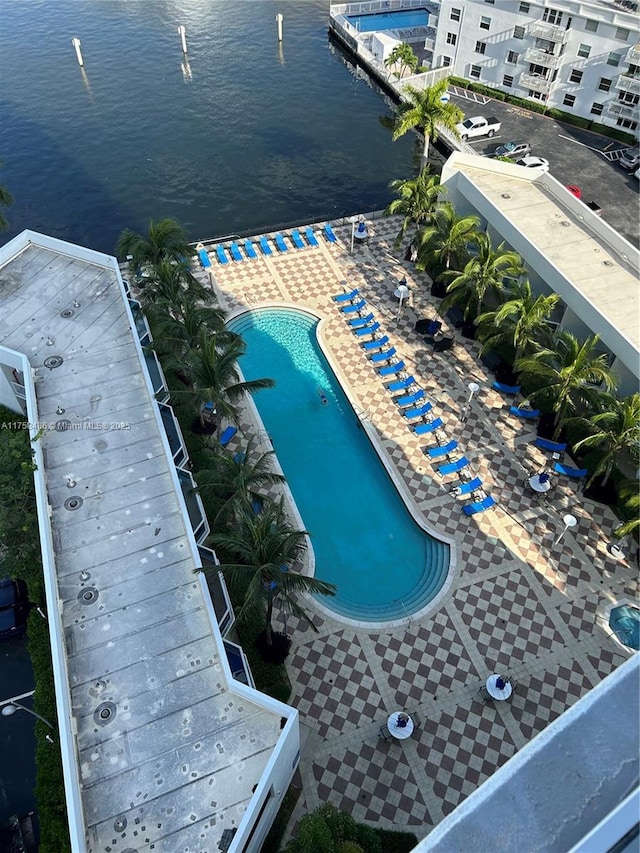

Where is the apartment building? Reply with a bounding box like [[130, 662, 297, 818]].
[[431, 0, 640, 135]]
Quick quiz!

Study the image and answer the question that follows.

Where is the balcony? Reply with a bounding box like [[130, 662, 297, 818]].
[[158, 402, 187, 468], [528, 20, 568, 43], [523, 47, 561, 68], [223, 640, 255, 688], [177, 467, 210, 543], [198, 545, 235, 636], [142, 347, 169, 403], [616, 74, 640, 95], [519, 72, 552, 93], [626, 44, 640, 65], [607, 101, 639, 119]]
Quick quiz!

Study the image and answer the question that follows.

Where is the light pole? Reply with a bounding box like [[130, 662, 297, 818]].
[[349, 215, 359, 254], [554, 513, 577, 547], [460, 381, 480, 422], [1, 692, 55, 743]]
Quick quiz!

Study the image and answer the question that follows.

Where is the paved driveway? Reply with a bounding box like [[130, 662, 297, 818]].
[[447, 92, 639, 247]]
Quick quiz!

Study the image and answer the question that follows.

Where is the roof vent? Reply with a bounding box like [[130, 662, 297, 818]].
[[501, 193, 511, 199], [44, 355, 63, 369], [560, 220, 570, 227], [94, 701, 117, 726], [603, 260, 614, 267], [60, 308, 75, 319]]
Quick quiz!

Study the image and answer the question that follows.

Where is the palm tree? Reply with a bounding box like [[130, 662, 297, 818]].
[[385, 168, 445, 249], [0, 161, 13, 232], [207, 498, 336, 645], [170, 330, 274, 428], [384, 43, 418, 79], [516, 331, 617, 439], [613, 480, 640, 540], [152, 301, 231, 360], [139, 259, 212, 323], [475, 280, 558, 362], [415, 201, 480, 278], [570, 393, 640, 487], [196, 439, 285, 526], [441, 233, 524, 321], [116, 217, 194, 270], [392, 79, 463, 167]]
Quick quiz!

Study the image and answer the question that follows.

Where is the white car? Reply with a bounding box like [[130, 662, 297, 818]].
[[516, 155, 550, 172]]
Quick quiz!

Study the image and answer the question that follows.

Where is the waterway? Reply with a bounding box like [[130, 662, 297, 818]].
[[0, 0, 418, 254]]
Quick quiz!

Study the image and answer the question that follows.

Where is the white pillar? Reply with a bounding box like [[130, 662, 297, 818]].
[[71, 37, 84, 67], [276, 13, 283, 42], [178, 25, 188, 54]]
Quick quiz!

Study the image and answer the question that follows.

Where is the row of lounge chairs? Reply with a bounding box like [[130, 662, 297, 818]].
[[332, 286, 496, 516], [202, 222, 339, 267]]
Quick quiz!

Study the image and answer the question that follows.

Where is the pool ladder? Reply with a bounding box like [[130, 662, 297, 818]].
[[353, 404, 370, 422]]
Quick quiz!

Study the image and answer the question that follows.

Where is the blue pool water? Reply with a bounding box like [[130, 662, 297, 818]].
[[347, 8, 430, 32], [609, 605, 640, 650], [229, 308, 450, 622]]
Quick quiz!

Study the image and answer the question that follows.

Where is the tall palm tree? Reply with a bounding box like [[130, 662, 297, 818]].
[[140, 259, 211, 319], [570, 393, 640, 487], [415, 201, 480, 275], [152, 301, 231, 359], [385, 168, 445, 249], [441, 233, 524, 321], [516, 331, 617, 439], [392, 79, 463, 167], [613, 480, 640, 540], [116, 217, 194, 270], [196, 439, 285, 526], [206, 498, 336, 645], [0, 160, 13, 232], [384, 42, 418, 79], [475, 280, 558, 362], [170, 329, 274, 427]]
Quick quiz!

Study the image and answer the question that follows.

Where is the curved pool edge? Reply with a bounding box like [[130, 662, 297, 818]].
[[226, 301, 460, 630], [599, 596, 640, 652]]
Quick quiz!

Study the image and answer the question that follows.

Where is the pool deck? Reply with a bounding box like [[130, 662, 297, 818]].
[[197, 220, 638, 839]]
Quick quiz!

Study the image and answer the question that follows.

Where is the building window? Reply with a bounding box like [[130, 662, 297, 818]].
[[619, 91, 639, 105], [475, 41, 487, 55], [563, 94, 576, 107], [615, 27, 630, 41], [608, 52, 622, 66], [577, 44, 591, 59], [503, 74, 514, 87], [514, 25, 526, 39], [617, 117, 638, 130], [442, 55, 452, 67], [519, 1, 530, 11], [528, 90, 548, 102], [485, 0, 495, 4], [569, 69, 583, 83], [629, 64, 640, 78], [470, 64, 482, 79], [480, 16, 491, 30], [591, 102, 604, 115], [507, 51, 519, 64], [598, 77, 612, 92], [584, 19, 598, 32], [450, 7, 461, 21], [446, 32, 457, 46], [542, 8, 563, 24]]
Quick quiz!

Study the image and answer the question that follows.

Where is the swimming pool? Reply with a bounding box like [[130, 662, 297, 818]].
[[228, 307, 450, 623], [347, 8, 430, 32], [609, 605, 640, 650]]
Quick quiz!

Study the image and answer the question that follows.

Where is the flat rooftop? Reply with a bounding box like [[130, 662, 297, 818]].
[[0, 238, 282, 850]]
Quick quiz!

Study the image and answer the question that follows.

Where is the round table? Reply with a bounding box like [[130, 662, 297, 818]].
[[387, 712, 414, 739], [529, 475, 551, 493], [354, 225, 368, 242], [486, 674, 513, 701]]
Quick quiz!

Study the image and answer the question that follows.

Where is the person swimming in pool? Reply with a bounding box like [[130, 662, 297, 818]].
[[318, 389, 328, 406]]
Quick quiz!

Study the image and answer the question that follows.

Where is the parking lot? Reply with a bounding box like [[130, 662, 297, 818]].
[[446, 92, 639, 247]]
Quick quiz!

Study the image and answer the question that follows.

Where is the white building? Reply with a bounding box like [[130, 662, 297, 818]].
[[431, 0, 640, 135], [440, 152, 640, 395], [0, 230, 300, 853]]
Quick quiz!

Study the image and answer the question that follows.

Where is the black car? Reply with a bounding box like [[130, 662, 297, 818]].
[[493, 140, 532, 159], [0, 578, 29, 641]]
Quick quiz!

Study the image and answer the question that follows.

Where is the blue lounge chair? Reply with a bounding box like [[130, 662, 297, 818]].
[[403, 402, 433, 420], [370, 347, 396, 364], [333, 288, 359, 303], [215, 245, 229, 265], [413, 418, 444, 435], [244, 239, 258, 259], [341, 299, 366, 315], [425, 439, 458, 459], [229, 241, 243, 262], [535, 437, 567, 453], [437, 457, 470, 476], [291, 229, 305, 249], [554, 462, 588, 479], [452, 476, 483, 496], [275, 233, 288, 253], [493, 381, 521, 395], [219, 426, 237, 447], [259, 235, 273, 256], [510, 405, 540, 420], [354, 321, 380, 338], [305, 226, 319, 247], [378, 360, 405, 377], [463, 495, 496, 516], [395, 389, 425, 407], [348, 312, 374, 328], [386, 375, 416, 392], [362, 335, 389, 352], [197, 247, 212, 269], [324, 223, 337, 243]]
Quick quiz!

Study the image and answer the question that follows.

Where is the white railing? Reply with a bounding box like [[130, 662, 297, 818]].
[[528, 20, 568, 43], [607, 101, 639, 118], [625, 44, 640, 65], [519, 71, 552, 93], [524, 46, 561, 68], [616, 74, 640, 95], [331, 0, 435, 16]]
